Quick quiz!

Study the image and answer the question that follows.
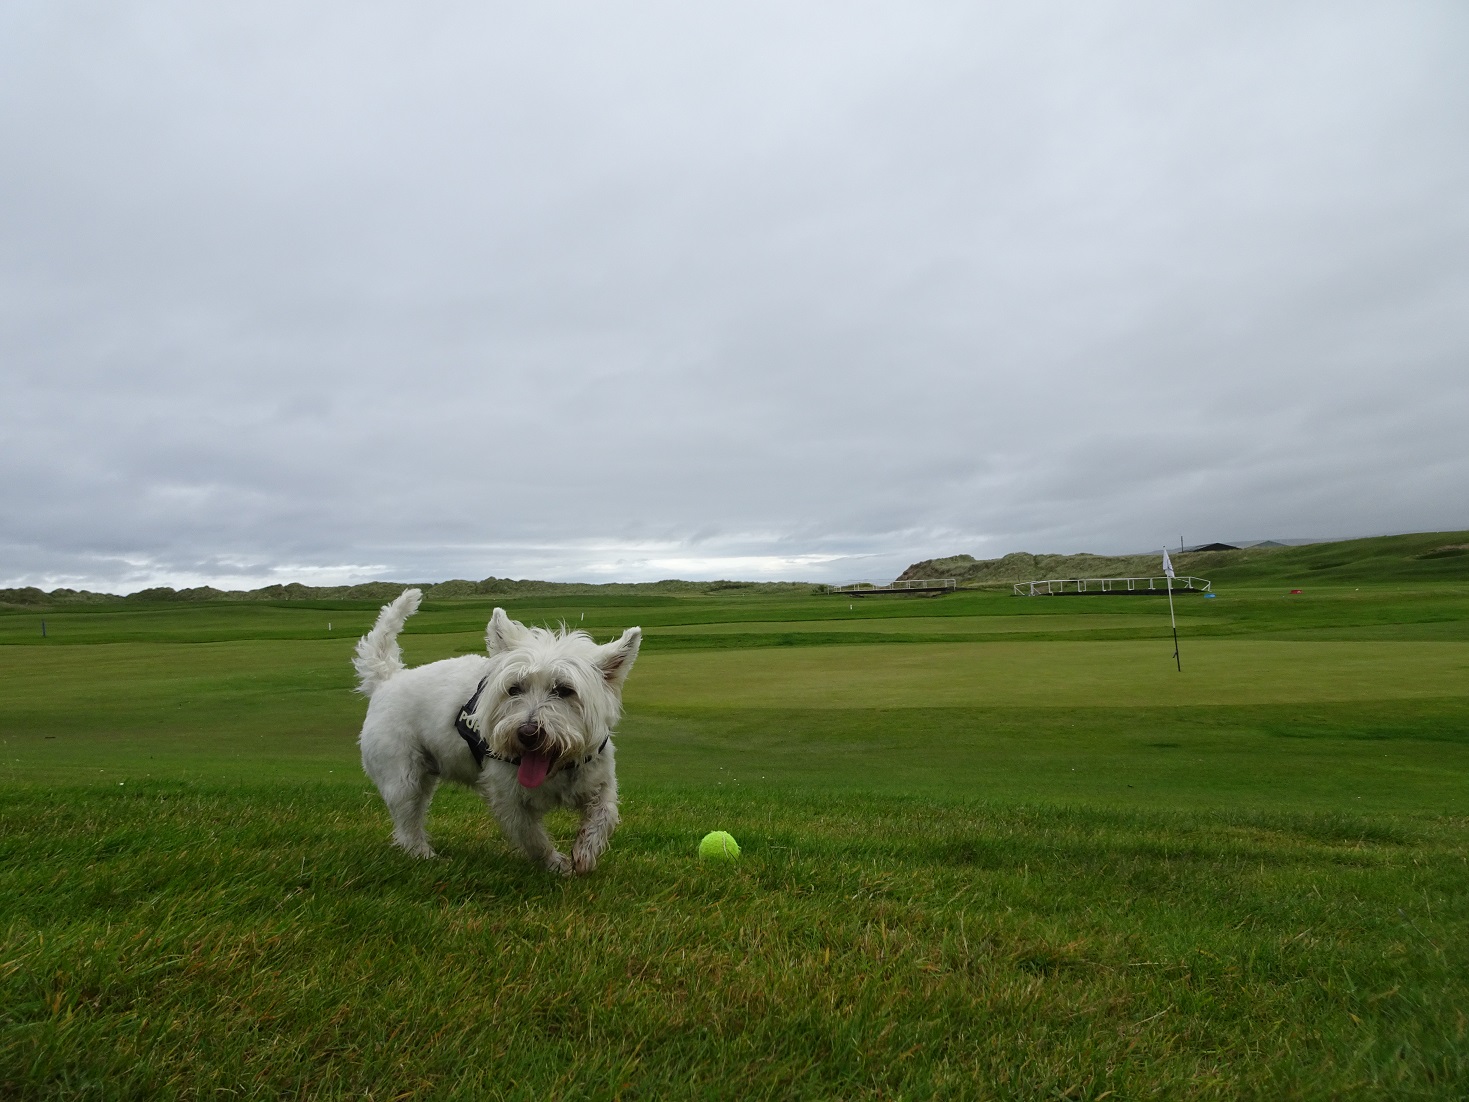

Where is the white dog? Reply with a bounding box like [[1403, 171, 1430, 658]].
[[353, 589, 640, 874]]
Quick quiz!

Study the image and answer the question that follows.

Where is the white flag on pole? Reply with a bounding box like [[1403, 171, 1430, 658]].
[[1163, 548, 1180, 670]]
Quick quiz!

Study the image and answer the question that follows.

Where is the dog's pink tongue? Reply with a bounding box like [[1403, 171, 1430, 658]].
[[518, 751, 551, 788]]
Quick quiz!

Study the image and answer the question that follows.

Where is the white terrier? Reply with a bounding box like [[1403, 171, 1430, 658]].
[[353, 589, 640, 874]]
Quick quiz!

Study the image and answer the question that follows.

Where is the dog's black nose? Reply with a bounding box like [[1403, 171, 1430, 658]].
[[517, 721, 545, 750]]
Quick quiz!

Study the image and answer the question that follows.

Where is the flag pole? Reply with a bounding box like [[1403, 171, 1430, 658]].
[[1163, 547, 1181, 672], [1167, 575, 1180, 671]]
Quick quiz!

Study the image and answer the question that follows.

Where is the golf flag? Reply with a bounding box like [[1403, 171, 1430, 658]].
[[1163, 547, 1180, 671]]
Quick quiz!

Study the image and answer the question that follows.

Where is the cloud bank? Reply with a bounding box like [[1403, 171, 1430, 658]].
[[3, 2, 1466, 591]]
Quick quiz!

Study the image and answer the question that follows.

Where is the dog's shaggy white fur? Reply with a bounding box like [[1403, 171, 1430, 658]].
[[353, 589, 640, 874]]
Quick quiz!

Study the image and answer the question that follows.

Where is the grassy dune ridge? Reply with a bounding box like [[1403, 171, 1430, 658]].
[[2, 561, 1468, 1098], [899, 530, 1469, 587]]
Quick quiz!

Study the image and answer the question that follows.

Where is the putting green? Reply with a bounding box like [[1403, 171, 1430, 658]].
[[626, 639, 1469, 710], [649, 613, 1201, 635]]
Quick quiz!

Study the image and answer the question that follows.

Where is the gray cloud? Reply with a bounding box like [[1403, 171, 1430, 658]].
[[3, 1, 1467, 591]]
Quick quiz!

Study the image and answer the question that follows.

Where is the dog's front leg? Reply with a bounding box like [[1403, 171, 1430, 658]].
[[572, 785, 620, 875], [489, 793, 572, 875]]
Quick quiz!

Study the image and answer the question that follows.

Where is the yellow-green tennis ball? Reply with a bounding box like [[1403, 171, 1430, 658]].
[[699, 831, 740, 861]]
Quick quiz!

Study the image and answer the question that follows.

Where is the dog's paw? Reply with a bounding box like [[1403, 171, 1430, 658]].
[[546, 851, 574, 877], [572, 849, 598, 876]]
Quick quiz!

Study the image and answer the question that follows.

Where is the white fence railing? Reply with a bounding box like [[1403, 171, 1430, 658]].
[[827, 578, 958, 595], [1014, 576, 1211, 596]]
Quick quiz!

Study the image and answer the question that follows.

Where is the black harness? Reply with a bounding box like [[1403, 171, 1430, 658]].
[[454, 676, 495, 766], [454, 676, 609, 774]]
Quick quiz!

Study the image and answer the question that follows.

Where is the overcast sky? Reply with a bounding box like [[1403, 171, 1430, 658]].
[[3, 2, 1466, 591]]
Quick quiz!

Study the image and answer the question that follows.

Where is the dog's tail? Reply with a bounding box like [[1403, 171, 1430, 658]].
[[353, 588, 422, 697]]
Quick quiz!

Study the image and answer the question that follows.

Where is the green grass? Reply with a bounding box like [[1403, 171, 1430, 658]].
[[4, 784, 1465, 1100], [2, 579, 1468, 1098], [1205, 531, 1469, 585]]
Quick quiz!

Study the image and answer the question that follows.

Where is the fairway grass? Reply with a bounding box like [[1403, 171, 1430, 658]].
[[2, 783, 1465, 1100], [3, 583, 1469, 1098], [646, 613, 1209, 635], [629, 638, 1469, 709]]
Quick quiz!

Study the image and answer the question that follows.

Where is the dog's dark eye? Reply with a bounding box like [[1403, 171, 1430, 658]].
[[507, 683, 525, 697], [551, 683, 575, 699]]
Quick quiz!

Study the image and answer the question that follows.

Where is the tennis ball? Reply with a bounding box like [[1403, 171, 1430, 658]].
[[699, 830, 740, 861]]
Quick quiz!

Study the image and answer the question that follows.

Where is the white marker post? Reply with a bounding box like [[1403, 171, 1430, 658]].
[[1163, 547, 1180, 672]]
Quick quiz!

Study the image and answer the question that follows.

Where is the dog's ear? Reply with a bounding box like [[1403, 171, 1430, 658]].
[[596, 627, 641, 689], [485, 607, 527, 654]]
